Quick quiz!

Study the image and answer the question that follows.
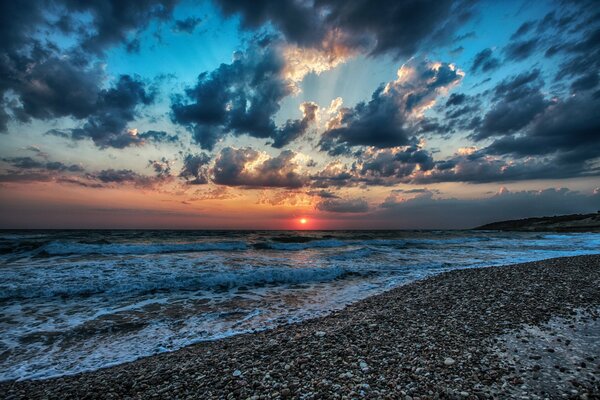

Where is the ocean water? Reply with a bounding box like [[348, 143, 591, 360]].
[[1, 230, 599, 381]]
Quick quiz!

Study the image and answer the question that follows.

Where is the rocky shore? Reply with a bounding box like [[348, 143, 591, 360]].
[[3, 255, 600, 399]]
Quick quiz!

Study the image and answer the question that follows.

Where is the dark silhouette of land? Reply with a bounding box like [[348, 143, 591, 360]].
[[476, 212, 600, 232]]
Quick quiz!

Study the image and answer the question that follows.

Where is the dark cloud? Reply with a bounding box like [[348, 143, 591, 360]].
[[61, 0, 179, 55], [483, 92, 600, 165], [472, 69, 548, 140], [179, 153, 211, 184], [307, 189, 340, 199], [148, 157, 172, 177], [214, 0, 326, 47], [470, 48, 500, 73], [171, 39, 315, 150], [0, 152, 168, 189], [64, 75, 158, 148], [89, 168, 168, 188], [212, 147, 306, 188], [354, 145, 434, 184], [173, 16, 203, 33], [571, 72, 599, 92], [3, 156, 83, 172], [375, 188, 599, 229], [510, 21, 535, 39], [316, 198, 368, 213], [411, 153, 597, 184], [0, 0, 179, 134], [504, 38, 539, 61], [3, 57, 104, 126], [271, 102, 318, 148], [137, 130, 179, 144], [555, 27, 600, 84], [320, 61, 463, 152], [213, 0, 474, 57], [445, 93, 467, 107], [310, 161, 355, 188]]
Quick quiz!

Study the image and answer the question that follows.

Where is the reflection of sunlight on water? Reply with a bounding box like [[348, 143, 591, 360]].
[[0, 231, 599, 381]]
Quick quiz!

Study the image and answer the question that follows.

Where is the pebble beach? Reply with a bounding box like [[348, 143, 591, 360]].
[[3, 254, 599, 399]]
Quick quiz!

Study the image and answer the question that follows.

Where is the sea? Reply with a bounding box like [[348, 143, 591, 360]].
[[1, 229, 599, 381]]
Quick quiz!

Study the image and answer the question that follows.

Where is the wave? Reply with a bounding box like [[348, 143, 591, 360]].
[[9, 236, 500, 257], [329, 247, 378, 260], [38, 241, 249, 256], [268, 235, 317, 243], [253, 239, 349, 251], [0, 265, 361, 301]]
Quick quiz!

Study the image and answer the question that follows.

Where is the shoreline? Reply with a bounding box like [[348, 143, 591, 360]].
[[3, 254, 600, 399]]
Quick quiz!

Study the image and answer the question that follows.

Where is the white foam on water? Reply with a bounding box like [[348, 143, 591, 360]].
[[1, 230, 599, 381]]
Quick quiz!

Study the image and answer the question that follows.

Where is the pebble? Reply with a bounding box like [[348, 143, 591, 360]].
[[359, 361, 369, 372], [4, 255, 600, 400]]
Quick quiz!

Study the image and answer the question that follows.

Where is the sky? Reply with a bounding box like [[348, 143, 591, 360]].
[[0, 0, 598, 229]]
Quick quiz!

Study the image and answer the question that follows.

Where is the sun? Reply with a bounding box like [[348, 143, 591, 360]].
[[300, 218, 307, 225]]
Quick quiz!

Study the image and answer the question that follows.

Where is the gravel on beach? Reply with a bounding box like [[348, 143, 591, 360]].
[[3, 254, 600, 399]]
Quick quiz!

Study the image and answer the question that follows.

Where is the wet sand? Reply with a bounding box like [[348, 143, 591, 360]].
[[3, 254, 600, 399]]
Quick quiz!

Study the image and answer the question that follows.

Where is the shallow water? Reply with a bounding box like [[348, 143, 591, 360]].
[[1, 229, 599, 381]]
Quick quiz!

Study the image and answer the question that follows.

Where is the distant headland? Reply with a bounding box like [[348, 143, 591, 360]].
[[475, 212, 600, 232]]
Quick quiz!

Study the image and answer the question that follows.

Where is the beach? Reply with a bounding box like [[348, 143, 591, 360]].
[[3, 254, 599, 399]]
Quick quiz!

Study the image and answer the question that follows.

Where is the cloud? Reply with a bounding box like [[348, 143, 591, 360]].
[[510, 21, 535, 39], [87, 168, 169, 188], [60, 0, 179, 55], [148, 157, 172, 177], [411, 152, 597, 184], [0, 154, 170, 189], [0, 1, 180, 134], [213, 0, 474, 57], [137, 130, 179, 144], [212, 147, 307, 188], [353, 144, 434, 184], [271, 102, 318, 148], [504, 38, 539, 61], [310, 160, 355, 188], [179, 153, 211, 184], [483, 91, 600, 165], [58, 75, 159, 148], [3, 57, 105, 127], [445, 93, 467, 107], [471, 69, 549, 140], [171, 38, 319, 150], [316, 197, 368, 213], [570, 72, 599, 93], [320, 60, 464, 152], [173, 16, 203, 33], [470, 48, 500, 73], [281, 30, 362, 84], [3, 156, 83, 172], [307, 189, 340, 199]]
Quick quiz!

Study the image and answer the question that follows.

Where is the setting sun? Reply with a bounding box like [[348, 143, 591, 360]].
[[300, 218, 307, 224]]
